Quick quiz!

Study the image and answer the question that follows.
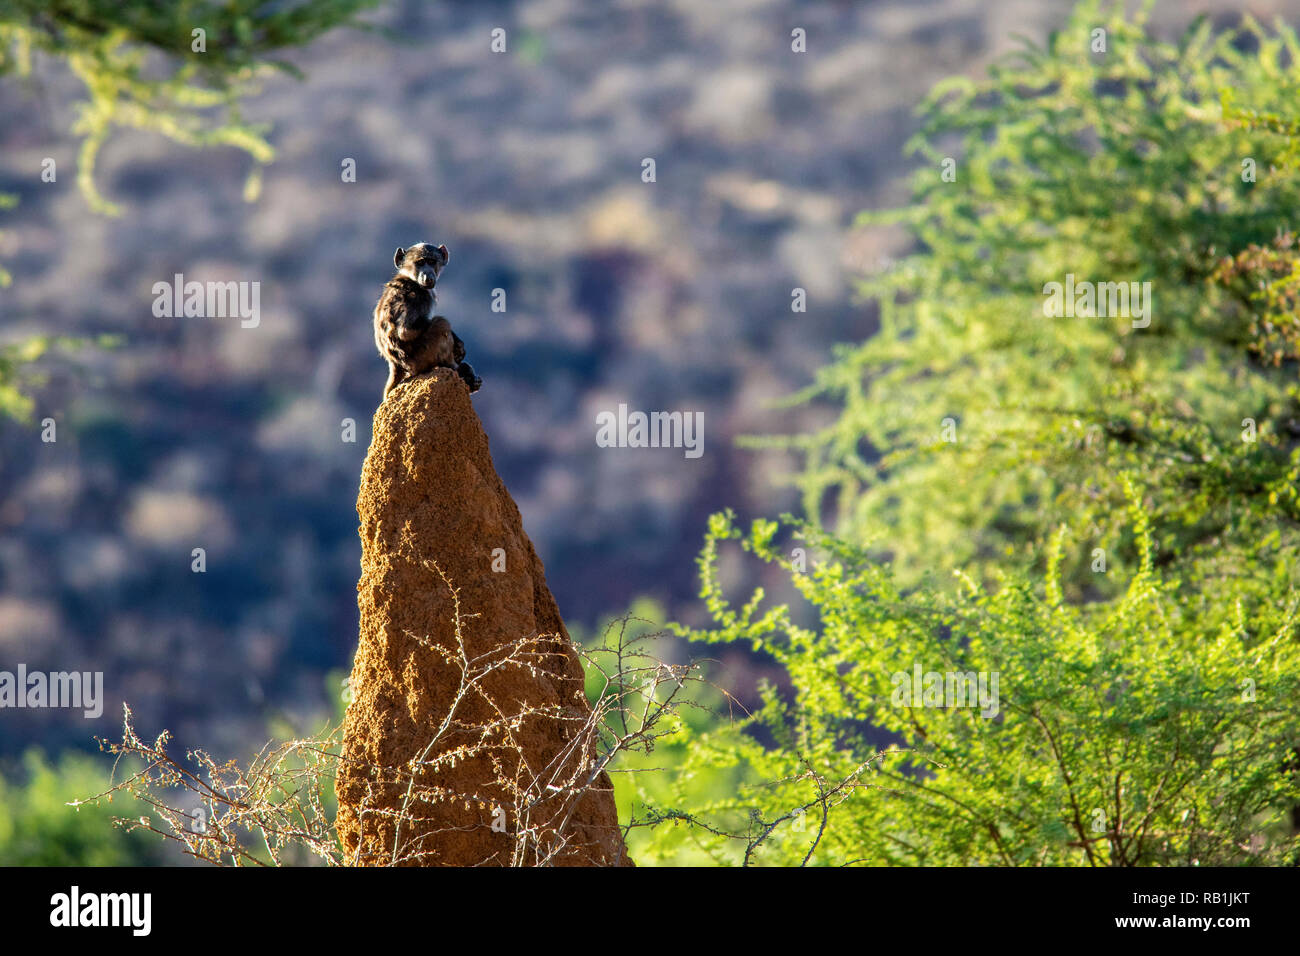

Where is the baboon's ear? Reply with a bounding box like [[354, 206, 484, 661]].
[[436, 244, 449, 265], [394, 247, 405, 269]]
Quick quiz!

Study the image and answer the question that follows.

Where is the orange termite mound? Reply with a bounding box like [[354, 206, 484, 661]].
[[335, 371, 632, 866]]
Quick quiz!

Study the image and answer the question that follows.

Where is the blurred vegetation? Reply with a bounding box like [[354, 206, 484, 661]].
[[0, 333, 119, 421], [0, 0, 377, 417], [629, 0, 1300, 865], [0, 2, 379, 867], [0, 749, 171, 865], [0, 0, 380, 213], [13, 0, 1300, 867], [745, 0, 1300, 598]]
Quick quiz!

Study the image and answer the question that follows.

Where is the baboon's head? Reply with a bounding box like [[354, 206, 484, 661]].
[[394, 243, 449, 290]]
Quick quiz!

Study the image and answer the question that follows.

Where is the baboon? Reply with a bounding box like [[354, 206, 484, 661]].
[[373, 242, 481, 399]]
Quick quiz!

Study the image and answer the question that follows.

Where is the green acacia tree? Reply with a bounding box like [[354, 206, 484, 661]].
[[629, 0, 1300, 866], [0, 0, 379, 214], [650, 497, 1300, 866], [744, 0, 1300, 599], [0, 1, 379, 416]]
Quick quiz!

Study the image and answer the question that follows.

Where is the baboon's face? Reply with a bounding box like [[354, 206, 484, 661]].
[[394, 243, 449, 290]]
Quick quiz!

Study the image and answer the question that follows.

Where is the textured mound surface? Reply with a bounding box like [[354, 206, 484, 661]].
[[336, 371, 631, 866]]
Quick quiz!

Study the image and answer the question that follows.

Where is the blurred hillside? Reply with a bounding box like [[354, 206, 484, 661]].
[[1, 0, 1294, 762]]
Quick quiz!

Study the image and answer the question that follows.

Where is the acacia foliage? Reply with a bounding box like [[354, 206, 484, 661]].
[[652, 498, 1300, 866], [744, 0, 1300, 599], [0, 0, 378, 212], [637, 1, 1300, 866]]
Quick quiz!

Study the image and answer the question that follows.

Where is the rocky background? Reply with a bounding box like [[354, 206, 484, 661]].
[[0, 0, 1292, 760]]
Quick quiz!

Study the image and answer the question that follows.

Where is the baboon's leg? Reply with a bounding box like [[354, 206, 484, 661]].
[[457, 361, 482, 393], [427, 317, 459, 369]]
